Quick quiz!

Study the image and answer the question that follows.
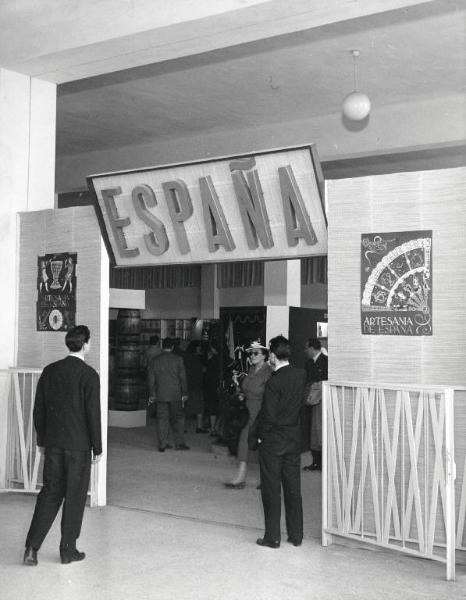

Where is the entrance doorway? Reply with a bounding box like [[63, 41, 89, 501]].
[[104, 260, 327, 540]]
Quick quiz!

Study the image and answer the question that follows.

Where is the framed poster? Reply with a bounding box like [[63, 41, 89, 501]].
[[361, 231, 432, 336], [37, 253, 77, 331]]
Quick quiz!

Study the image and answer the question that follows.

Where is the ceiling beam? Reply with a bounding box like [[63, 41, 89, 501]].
[[2, 0, 438, 83]]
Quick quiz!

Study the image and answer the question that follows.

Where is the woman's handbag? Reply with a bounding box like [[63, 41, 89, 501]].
[[305, 381, 322, 406]]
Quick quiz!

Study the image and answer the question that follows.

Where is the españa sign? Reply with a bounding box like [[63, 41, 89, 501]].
[[88, 145, 327, 266]]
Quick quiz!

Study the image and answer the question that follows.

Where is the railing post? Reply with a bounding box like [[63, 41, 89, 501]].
[[0, 370, 12, 490], [322, 381, 332, 546], [445, 387, 456, 581]]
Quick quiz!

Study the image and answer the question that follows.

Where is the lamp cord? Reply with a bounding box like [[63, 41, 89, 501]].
[[353, 53, 358, 92]]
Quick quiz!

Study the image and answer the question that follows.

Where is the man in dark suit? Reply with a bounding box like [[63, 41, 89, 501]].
[[23, 325, 102, 566], [249, 335, 306, 549], [303, 338, 328, 472], [148, 337, 189, 452]]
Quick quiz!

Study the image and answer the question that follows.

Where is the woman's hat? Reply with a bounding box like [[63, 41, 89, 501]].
[[246, 340, 268, 353]]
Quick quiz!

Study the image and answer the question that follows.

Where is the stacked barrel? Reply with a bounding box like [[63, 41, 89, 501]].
[[114, 309, 144, 410]]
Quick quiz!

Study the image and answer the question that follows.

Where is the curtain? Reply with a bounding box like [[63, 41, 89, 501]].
[[217, 261, 264, 288], [110, 257, 327, 289], [110, 265, 201, 289], [301, 256, 327, 284]]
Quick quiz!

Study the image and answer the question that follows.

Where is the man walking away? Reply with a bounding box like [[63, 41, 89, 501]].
[[148, 337, 189, 452], [249, 335, 306, 549], [24, 325, 102, 566]]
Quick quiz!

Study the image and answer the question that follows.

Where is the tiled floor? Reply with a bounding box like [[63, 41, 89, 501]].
[[1, 423, 465, 600]]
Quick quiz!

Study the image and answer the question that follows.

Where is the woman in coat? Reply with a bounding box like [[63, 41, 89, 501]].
[[224, 341, 272, 489]]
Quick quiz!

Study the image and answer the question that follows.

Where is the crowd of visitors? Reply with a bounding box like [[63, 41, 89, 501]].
[[22, 325, 327, 565]]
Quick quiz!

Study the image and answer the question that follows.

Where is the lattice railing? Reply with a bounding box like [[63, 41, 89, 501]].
[[322, 383, 461, 580], [1, 368, 97, 505]]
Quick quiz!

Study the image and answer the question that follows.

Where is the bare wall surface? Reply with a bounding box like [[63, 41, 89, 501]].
[[18, 207, 103, 372], [327, 167, 466, 386]]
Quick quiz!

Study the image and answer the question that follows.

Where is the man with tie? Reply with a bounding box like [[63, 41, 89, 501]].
[[249, 335, 306, 548]]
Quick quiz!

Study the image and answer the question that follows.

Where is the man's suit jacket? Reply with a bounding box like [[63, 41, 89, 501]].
[[305, 353, 328, 384], [249, 365, 306, 455], [148, 351, 188, 403], [33, 355, 102, 455]]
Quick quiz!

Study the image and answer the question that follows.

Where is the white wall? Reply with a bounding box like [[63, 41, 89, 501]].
[[143, 287, 201, 319], [137, 282, 325, 317]]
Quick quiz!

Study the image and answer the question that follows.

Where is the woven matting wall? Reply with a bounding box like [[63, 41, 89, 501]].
[[17, 206, 103, 372], [327, 167, 466, 387]]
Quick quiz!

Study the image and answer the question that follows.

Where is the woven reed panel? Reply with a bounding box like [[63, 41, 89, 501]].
[[17, 206, 103, 373], [327, 167, 466, 386]]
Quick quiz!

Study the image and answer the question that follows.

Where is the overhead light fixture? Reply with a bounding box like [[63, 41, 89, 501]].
[[342, 50, 371, 121]]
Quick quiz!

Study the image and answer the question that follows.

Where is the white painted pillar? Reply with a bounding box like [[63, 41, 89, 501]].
[[94, 239, 109, 506], [0, 68, 56, 488], [0, 68, 56, 368], [264, 259, 301, 341], [200, 264, 219, 319], [264, 259, 301, 306]]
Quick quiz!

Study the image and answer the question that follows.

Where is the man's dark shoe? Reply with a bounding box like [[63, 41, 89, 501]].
[[256, 538, 280, 549], [287, 537, 303, 547], [175, 444, 190, 450], [303, 463, 321, 471], [196, 427, 209, 434], [158, 444, 173, 452], [23, 547, 38, 566], [60, 548, 85, 564]]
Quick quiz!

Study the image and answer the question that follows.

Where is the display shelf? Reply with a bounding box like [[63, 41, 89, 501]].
[[140, 318, 192, 342], [140, 318, 161, 345]]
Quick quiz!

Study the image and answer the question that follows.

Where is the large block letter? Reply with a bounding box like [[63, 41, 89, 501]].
[[230, 157, 274, 250], [132, 184, 169, 256], [199, 176, 235, 253], [162, 179, 193, 254], [101, 187, 139, 258], [278, 165, 317, 247]]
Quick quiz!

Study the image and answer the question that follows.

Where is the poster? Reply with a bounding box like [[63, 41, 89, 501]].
[[361, 231, 432, 336], [36, 253, 77, 331]]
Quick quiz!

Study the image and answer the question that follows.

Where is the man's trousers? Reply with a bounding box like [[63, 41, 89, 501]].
[[26, 447, 91, 550], [259, 445, 303, 543], [156, 400, 185, 447]]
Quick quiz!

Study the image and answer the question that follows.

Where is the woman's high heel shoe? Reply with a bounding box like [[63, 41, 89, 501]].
[[223, 481, 246, 489]]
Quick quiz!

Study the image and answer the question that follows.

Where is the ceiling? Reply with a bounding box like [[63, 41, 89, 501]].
[[55, 0, 465, 166], [1, 0, 464, 183]]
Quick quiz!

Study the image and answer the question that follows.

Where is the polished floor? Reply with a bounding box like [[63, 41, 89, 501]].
[[1, 423, 466, 600]]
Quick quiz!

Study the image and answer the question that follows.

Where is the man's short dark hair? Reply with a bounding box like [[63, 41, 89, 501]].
[[269, 335, 290, 360], [306, 338, 321, 351], [149, 335, 160, 346], [162, 337, 174, 350], [65, 325, 90, 352]]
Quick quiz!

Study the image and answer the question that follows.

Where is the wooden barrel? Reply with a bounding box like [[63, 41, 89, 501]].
[[116, 344, 141, 375], [113, 378, 143, 411], [117, 309, 141, 342]]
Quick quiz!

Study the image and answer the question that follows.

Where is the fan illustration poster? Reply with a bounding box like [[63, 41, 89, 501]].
[[36, 253, 77, 332], [361, 231, 432, 336]]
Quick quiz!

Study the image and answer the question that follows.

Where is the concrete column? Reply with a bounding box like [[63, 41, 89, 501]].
[[263, 259, 301, 342], [0, 68, 56, 488], [263, 259, 301, 306], [0, 68, 56, 369], [200, 264, 219, 319]]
